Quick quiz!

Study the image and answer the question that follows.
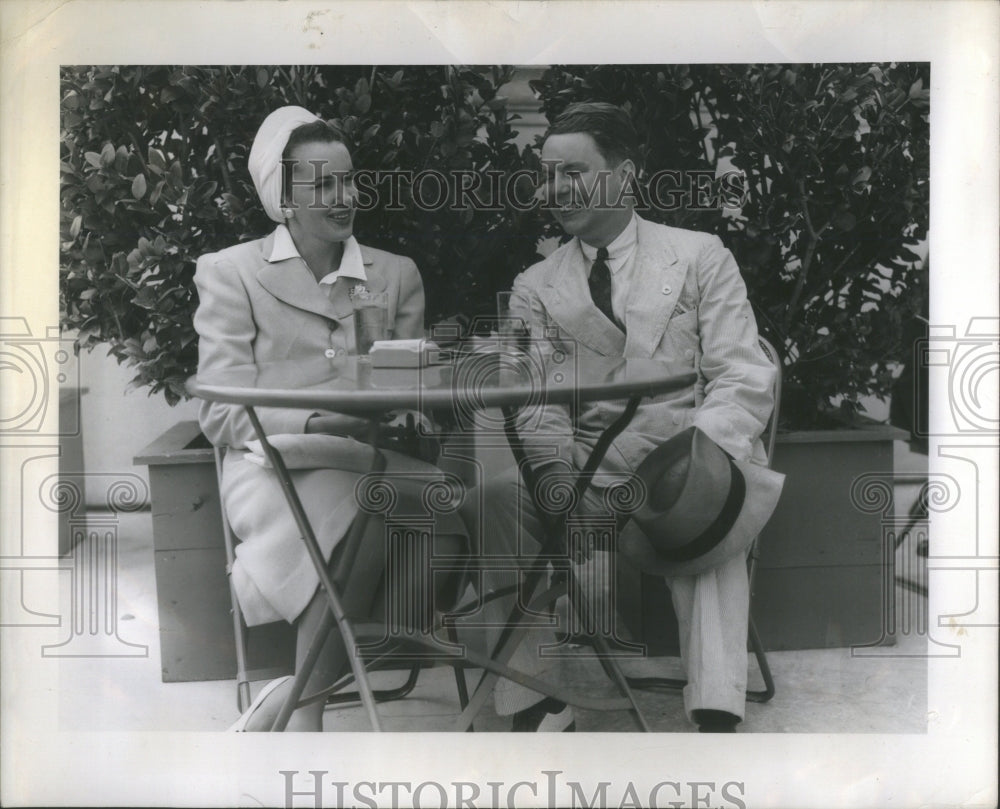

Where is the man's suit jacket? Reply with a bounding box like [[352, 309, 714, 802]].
[[192, 229, 426, 624], [510, 215, 775, 479]]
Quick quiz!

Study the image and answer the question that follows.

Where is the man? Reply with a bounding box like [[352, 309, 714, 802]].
[[468, 102, 775, 732]]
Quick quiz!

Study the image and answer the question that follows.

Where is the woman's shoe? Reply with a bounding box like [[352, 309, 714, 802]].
[[692, 708, 740, 733], [228, 675, 295, 732], [511, 697, 576, 732]]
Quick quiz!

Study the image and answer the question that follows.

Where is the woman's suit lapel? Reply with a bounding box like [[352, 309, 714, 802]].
[[255, 231, 339, 321], [323, 245, 385, 321], [254, 233, 383, 323]]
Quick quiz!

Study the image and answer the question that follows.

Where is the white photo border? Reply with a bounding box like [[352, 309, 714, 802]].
[[1, 1, 997, 807]]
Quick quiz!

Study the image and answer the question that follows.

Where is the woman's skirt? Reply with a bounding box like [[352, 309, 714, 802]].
[[221, 446, 468, 626]]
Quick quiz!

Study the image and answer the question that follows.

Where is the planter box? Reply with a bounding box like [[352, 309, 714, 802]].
[[750, 424, 907, 650], [134, 421, 294, 682], [620, 423, 908, 652], [59, 387, 87, 556]]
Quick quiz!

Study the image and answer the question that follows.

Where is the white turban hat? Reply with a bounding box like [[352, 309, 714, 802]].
[[248, 105, 321, 223]]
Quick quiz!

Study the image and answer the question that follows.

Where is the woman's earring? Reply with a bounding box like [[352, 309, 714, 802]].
[[281, 207, 293, 218]]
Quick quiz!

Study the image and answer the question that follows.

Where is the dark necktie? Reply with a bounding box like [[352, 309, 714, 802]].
[[588, 247, 622, 331]]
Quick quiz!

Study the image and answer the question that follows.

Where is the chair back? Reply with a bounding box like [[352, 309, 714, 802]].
[[756, 336, 782, 469], [747, 340, 782, 702], [746, 335, 782, 579]]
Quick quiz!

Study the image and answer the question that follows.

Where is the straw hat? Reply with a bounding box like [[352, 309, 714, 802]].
[[618, 427, 785, 577]]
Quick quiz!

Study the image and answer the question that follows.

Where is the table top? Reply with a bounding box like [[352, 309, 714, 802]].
[[187, 349, 696, 416]]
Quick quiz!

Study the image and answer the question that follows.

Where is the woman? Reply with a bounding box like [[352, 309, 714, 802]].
[[194, 106, 459, 731]]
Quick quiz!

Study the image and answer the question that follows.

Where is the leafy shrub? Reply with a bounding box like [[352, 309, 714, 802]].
[[531, 63, 929, 428], [62, 64, 929, 429], [60, 65, 545, 403]]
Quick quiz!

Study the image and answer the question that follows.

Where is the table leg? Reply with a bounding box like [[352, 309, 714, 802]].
[[449, 583, 633, 731], [487, 396, 652, 732], [242, 406, 383, 731]]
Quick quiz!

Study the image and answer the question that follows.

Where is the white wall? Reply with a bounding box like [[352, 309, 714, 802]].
[[78, 346, 200, 507], [502, 66, 547, 148]]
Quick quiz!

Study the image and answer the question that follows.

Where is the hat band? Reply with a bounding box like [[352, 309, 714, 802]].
[[653, 460, 747, 562]]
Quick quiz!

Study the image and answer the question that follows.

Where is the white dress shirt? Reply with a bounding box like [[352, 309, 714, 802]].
[[578, 213, 639, 326]]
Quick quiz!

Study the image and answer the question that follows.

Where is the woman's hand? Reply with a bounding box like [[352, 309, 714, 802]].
[[304, 412, 374, 439], [305, 410, 440, 462]]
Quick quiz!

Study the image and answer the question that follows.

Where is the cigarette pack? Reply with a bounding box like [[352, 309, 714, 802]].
[[369, 339, 449, 368]]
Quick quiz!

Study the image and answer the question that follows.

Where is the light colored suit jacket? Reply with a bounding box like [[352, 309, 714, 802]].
[[510, 215, 775, 478], [194, 228, 425, 449], [192, 229, 426, 624]]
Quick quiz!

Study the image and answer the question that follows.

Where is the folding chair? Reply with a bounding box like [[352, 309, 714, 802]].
[[622, 335, 781, 703], [214, 446, 290, 713], [213, 445, 473, 719], [890, 314, 930, 567]]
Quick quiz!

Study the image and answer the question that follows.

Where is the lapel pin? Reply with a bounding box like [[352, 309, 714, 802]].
[[662, 285, 672, 295]]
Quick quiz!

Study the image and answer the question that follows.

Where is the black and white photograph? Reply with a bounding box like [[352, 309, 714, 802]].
[[1, 2, 997, 807]]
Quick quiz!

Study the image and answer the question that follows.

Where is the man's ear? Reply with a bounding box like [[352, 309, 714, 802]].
[[616, 158, 638, 185]]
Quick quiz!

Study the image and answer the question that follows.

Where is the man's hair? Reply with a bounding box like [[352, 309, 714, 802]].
[[281, 119, 347, 198], [543, 102, 639, 166]]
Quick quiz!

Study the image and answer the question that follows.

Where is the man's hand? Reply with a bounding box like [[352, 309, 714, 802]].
[[532, 459, 596, 564], [568, 530, 597, 565]]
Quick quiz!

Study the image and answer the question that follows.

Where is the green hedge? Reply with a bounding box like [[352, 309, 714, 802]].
[[60, 65, 545, 403], [532, 64, 929, 426], [61, 64, 928, 428]]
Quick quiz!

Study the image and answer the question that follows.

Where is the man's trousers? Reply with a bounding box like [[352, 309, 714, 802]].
[[461, 467, 751, 722]]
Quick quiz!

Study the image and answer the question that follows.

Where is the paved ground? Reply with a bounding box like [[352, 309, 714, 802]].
[[52, 442, 930, 735]]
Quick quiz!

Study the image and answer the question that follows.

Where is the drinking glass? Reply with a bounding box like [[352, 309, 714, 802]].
[[352, 291, 389, 359], [496, 290, 529, 350]]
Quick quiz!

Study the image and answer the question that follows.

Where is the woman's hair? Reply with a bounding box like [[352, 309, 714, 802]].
[[281, 119, 348, 199], [543, 102, 639, 166]]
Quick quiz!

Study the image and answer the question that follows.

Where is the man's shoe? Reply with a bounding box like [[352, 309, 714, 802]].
[[512, 697, 576, 732], [692, 708, 740, 733]]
